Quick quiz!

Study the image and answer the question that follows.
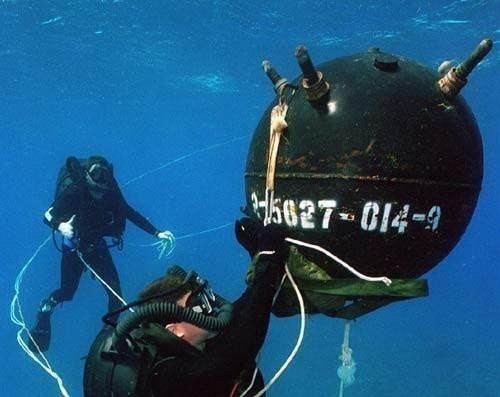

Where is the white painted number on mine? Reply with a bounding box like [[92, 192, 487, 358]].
[[283, 199, 299, 227], [319, 200, 337, 229], [249, 191, 441, 234], [299, 200, 315, 229], [361, 201, 380, 231], [426, 205, 441, 231], [391, 204, 409, 234]]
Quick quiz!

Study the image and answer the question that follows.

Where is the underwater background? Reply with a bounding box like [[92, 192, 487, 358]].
[[1, 1, 499, 396]]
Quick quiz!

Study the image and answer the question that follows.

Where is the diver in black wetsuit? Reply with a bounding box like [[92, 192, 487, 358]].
[[29, 155, 172, 352], [83, 219, 288, 397]]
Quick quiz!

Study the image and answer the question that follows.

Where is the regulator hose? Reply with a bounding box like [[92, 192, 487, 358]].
[[113, 300, 233, 351]]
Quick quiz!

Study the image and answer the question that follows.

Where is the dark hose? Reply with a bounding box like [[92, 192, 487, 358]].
[[113, 301, 233, 351]]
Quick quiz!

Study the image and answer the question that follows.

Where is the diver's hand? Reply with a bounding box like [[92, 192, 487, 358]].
[[156, 230, 173, 240], [257, 223, 289, 265], [250, 223, 289, 286], [235, 217, 262, 257], [58, 215, 76, 239]]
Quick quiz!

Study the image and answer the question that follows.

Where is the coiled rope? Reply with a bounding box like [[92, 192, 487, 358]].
[[9, 236, 70, 397]]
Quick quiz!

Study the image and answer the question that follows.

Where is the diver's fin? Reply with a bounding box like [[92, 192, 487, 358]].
[[28, 311, 52, 353]]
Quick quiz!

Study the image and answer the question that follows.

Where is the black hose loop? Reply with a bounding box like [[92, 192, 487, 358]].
[[113, 301, 233, 351]]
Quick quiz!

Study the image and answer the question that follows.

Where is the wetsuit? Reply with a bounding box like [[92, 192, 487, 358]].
[[44, 181, 159, 316], [136, 258, 281, 397]]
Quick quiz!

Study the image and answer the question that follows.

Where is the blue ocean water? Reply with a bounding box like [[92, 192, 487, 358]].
[[1, 1, 498, 396]]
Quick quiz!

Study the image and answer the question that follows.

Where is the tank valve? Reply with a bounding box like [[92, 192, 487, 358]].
[[438, 38, 493, 97], [295, 44, 330, 102], [262, 60, 289, 94]]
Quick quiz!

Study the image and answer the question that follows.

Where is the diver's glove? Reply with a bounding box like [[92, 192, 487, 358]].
[[256, 223, 289, 266], [58, 215, 76, 239], [251, 223, 289, 286], [235, 217, 261, 257], [156, 230, 174, 240]]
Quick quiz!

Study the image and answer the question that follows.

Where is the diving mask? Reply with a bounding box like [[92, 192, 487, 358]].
[[186, 274, 217, 315], [86, 163, 112, 191]]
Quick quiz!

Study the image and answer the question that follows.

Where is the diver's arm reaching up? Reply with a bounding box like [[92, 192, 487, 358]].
[[148, 221, 288, 396]]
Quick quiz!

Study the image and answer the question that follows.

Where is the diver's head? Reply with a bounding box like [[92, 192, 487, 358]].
[[85, 268, 231, 397], [85, 156, 114, 194], [139, 265, 222, 350]]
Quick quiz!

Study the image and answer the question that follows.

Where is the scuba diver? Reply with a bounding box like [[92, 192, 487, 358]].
[[83, 219, 288, 397], [29, 155, 173, 353]]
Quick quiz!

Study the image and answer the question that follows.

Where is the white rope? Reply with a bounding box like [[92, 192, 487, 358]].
[[254, 237, 389, 395], [12, 137, 246, 395], [128, 222, 232, 258], [154, 232, 176, 259], [252, 264, 306, 397], [252, 99, 308, 396], [176, 222, 232, 240], [284, 238, 392, 286], [10, 235, 71, 397], [338, 321, 350, 397], [240, 270, 294, 397], [342, 321, 351, 353], [75, 251, 133, 312], [256, 92, 389, 394], [338, 320, 356, 397], [123, 136, 245, 186], [238, 365, 260, 397], [255, 86, 388, 397]]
